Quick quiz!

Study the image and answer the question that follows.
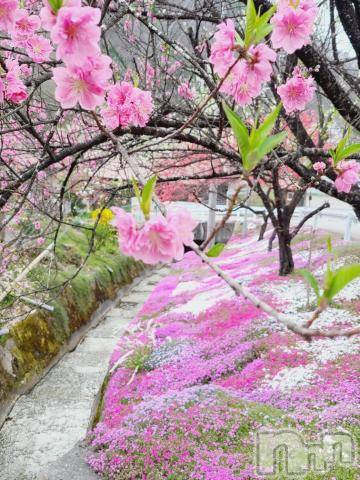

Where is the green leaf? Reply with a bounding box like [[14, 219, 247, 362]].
[[48, 0, 63, 13], [223, 102, 250, 157], [336, 143, 360, 161], [245, 149, 260, 172], [326, 236, 332, 253], [257, 103, 282, 140], [254, 23, 273, 44], [141, 175, 157, 219], [324, 264, 360, 300], [257, 131, 286, 159], [298, 269, 320, 299], [334, 128, 351, 164], [206, 243, 225, 257], [244, 0, 257, 47]]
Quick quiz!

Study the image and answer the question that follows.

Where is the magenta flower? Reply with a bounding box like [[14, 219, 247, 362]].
[[335, 160, 360, 193], [271, 7, 314, 54], [40, 0, 81, 31], [26, 35, 52, 63], [313, 161, 326, 173], [277, 71, 315, 113], [209, 19, 236, 76], [53, 54, 112, 109], [101, 81, 153, 129], [0, 0, 18, 33], [51, 6, 101, 63]]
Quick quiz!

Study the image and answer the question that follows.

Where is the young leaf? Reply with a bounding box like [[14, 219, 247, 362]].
[[298, 269, 320, 299], [257, 103, 282, 140], [324, 264, 360, 300], [206, 243, 225, 257], [257, 131, 286, 159], [141, 176, 157, 219], [223, 103, 250, 156], [244, 0, 257, 47], [48, 0, 62, 13], [336, 143, 360, 161]]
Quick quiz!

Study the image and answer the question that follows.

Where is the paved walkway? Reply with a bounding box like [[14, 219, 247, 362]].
[[0, 267, 170, 480]]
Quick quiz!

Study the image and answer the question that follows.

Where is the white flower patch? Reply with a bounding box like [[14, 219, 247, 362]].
[[307, 307, 360, 329], [171, 281, 201, 297], [263, 280, 312, 314], [297, 337, 360, 364], [265, 363, 318, 392]]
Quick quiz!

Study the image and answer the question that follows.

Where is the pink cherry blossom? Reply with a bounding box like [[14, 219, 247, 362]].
[[53, 54, 112, 110], [246, 43, 276, 83], [101, 81, 153, 129], [11, 9, 40, 44], [178, 81, 195, 100], [277, 71, 315, 113], [111, 207, 140, 257], [167, 208, 198, 246], [0, 0, 18, 33], [136, 215, 184, 265], [0, 77, 4, 102], [271, 7, 314, 54], [5, 59, 27, 103], [209, 19, 236, 76], [313, 161, 326, 173], [221, 63, 261, 106], [335, 160, 360, 193], [51, 6, 101, 63], [40, 0, 81, 31], [26, 35, 52, 63]]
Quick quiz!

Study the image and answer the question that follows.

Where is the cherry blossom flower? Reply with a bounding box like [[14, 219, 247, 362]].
[[221, 63, 261, 106], [26, 35, 52, 63], [178, 81, 195, 100], [5, 59, 27, 103], [313, 161, 326, 173], [167, 208, 198, 246], [277, 70, 315, 113], [0, 0, 18, 33], [0, 77, 4, 102], [271, 5, 316, 54], [11, 9, 40, 45], [335, 160, 360, 193], [40, 0, 81, 31], [111, 207, 140, 257], [53, 54, 112, 109], [101, 81, 153, 129], [51, 6, 101, 63], [209, 19, 236, 75], [246, 43, 276, 83]]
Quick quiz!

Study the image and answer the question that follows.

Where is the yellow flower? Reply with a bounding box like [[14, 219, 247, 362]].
[[91, 208, 114, 225]]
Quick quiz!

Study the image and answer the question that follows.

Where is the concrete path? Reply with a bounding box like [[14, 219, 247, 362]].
[[0, 267, 170, 480]]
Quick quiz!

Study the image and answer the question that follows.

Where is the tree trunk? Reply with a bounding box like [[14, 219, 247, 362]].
[[278, 232, 294, 276]]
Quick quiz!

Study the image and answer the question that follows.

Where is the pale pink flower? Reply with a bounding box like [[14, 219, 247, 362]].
[[313, 161, 326, 173], [178, 81, 195, 100], [271, 7, 314, 54], [36, 237, 45, 245], [11, 9, 40, 44], [0, 77, 4, 102], [167, 208, 198, 246], [221, 63, 261, 106], [5, 60, 27, 103], [51, 6, 101, 63], [20, 64, 32, 77], [0, 0, 18, 33], [277, 72, 315, 113], [136, 215, 184, 265], [209, 19, 236, 75], [40, 0, 81, 31], [53, 54, 112, 109], [246, 43, 276, 83], [26, 35, 52, 63], [34, 221, 41, 230], [101, 81, 153, 129], [335, 160, 360, 193], [111, 207, 140, 257], [167, 61, 181, 75]]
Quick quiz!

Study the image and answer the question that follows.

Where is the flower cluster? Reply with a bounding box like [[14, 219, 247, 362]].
[[178, 81, 195, 100], [271, 0, 319, 54], [111, 207, 198, 265], [209, 20, 277, 106], [277, 67, 315, 113], [101, 81, 154, 129], [45, 0, 112, 109]]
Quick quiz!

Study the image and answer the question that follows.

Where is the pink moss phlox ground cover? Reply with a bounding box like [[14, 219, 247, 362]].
[[87, 232, 360, 479]]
